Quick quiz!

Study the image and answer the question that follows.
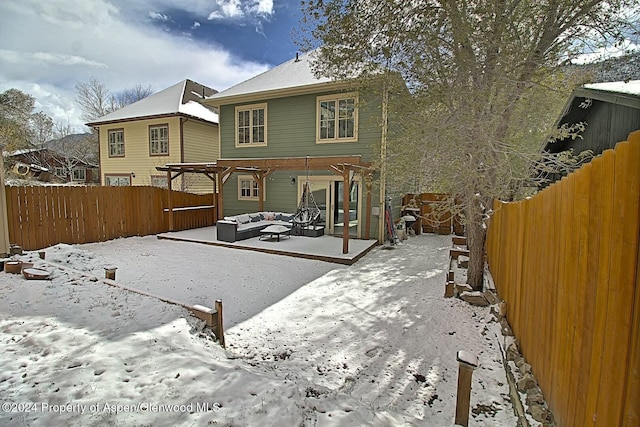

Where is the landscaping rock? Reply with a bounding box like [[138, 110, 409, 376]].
[[529, 403, 551, 423], [459, 291, 490, 307], [526, 389, 546, 406], [506, 341, 520, 362], [483, 290, 500, 305], [454, 283, 473, 296], [457, 255, 469, 268], [500, 318, 514, 336], [517, 372, 537, 392]]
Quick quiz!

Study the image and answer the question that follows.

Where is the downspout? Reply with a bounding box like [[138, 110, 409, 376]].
[[378, 77, 389, 243], [95, 127, 102, 186]]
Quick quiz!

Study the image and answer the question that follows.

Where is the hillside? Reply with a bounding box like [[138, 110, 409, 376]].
[[575, 51, 640, 83]]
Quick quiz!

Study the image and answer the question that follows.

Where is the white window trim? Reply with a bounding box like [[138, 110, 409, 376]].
[[108, 129, 125, 157], [149, 124, 169, 156], [237, 175, 265, 201], [316, 92, 358, 144], [72, 167, 86, 181], [105, 175, 131, 186], [235, 103, 267, 147]]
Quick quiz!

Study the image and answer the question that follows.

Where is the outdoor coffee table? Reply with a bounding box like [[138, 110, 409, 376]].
[[259, 224, 291, 242]]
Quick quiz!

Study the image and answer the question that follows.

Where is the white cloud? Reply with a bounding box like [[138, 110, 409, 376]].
[[192, 21, 201, 30], [149, 11, 170, 22], [208, 0, 244, 20], [0, 0, 270, 132], [207, 0, 273, 21], [251, 0, 274, 16]]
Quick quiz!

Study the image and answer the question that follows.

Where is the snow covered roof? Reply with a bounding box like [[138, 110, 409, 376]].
[[87, 79, 219, 126], [207, 51, 336, 104], [4, 148, 43, 157], [582, 80, 640, 96]]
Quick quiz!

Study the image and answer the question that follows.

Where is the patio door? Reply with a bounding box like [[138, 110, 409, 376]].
[[331, 180, 359, 237], [300, 176, 361, 238]]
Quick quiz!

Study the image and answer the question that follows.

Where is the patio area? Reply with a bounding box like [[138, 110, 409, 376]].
[[157, 226, 379, 265]]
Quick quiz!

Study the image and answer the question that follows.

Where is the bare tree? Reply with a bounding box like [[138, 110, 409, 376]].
[[75, 78, 153, 122], [75, 78, 115, 122], [112, 83, 153, 109], [299, 0, 639, 289]]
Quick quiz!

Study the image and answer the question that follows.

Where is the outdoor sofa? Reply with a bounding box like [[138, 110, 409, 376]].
[[216, 212, 294, 242]]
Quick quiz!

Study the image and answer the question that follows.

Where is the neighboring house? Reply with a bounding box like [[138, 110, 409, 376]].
[[4, 147, 98, 184], [204, 51, 393, 241], [86, 79, 219, 193], [542, 80, 640, 183]]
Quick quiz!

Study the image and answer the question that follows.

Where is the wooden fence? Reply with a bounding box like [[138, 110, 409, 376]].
[[402, 193, 464, 235], [6, 186, 216, 251], [486, 131, 640, 427]]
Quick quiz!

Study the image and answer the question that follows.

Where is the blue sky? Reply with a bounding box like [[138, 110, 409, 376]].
[[0, 0, 303, 131]]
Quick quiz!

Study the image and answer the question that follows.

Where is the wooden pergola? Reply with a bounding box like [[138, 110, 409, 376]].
[[156, 155, 374, 254]]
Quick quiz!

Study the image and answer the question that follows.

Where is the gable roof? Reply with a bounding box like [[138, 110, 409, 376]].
[[206, 51, 342, 105], [545, 80, 640, 153], [86, 79, 219, 126], [575, 80, 640, 109]]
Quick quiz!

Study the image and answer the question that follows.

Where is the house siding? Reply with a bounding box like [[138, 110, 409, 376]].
[[99, 117, 182, 188], [99, 116, 218, 193], [182, 119, 219, 194], [219, 91, 381, 161], [569, 101, 640, 155]]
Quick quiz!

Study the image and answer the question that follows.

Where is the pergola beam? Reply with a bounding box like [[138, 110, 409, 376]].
[[217, 155, 369, 170]]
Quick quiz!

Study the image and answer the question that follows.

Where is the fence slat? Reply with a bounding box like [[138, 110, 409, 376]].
[[622, 132, 640, 426], [5, 186, 215, 250], [486, 132, 639, 427]]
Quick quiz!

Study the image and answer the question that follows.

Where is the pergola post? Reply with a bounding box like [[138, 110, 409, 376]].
[[342, 167, 350, 254], [166, 169, 174, 231], [365, 174, 372, 240], [216, 171, 224, 220]]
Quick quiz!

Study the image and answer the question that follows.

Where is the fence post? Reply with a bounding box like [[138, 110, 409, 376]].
[[215, 299, 225, 348], [455, 350, 479, 427], [0, 151, 10, 257]]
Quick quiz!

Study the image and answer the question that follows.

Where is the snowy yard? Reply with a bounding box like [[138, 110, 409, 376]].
[[0, 233, 516, 426]]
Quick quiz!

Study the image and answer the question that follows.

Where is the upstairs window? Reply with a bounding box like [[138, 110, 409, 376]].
[[149, 124, 169, 155], [317, 94, 358, 143], [108, 129, 125, 157], [236, 104, 266, 146]]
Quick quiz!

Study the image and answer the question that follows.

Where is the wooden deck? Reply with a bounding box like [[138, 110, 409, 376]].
[[157, 226, 378, 265]]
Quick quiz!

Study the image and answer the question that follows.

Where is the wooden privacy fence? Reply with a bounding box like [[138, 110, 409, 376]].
[[402, 193, 464, 235], [6, 186, 216, 251], [486, 131, 640, 427]]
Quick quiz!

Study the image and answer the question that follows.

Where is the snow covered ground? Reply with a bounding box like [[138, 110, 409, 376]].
[[0, 233, 517, 426]]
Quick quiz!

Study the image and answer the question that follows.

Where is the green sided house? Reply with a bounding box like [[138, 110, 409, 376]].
[[86, 79, 219, 194], [201, 51, 392, 245]]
